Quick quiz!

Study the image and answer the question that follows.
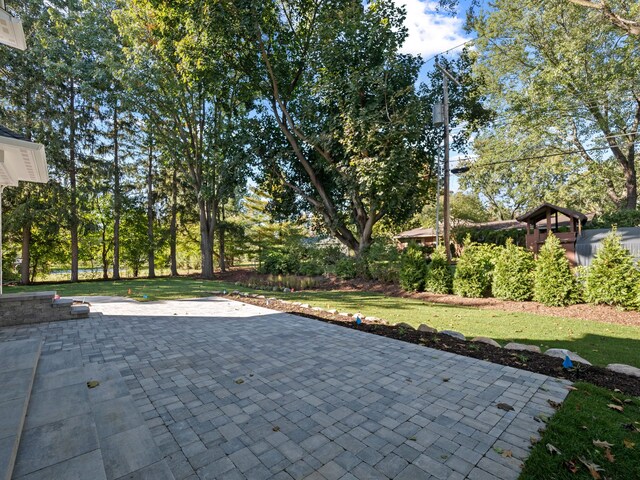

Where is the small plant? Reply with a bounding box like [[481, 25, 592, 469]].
[[453, 236, 498, 298], [584, 228, 640, 310], [533, 234, 580, 306], [492, 239, 535, 301], [424, 246, 453, 294]]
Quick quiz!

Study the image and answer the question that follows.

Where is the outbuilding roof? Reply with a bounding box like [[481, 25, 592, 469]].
[[516, 203, 587, 224]]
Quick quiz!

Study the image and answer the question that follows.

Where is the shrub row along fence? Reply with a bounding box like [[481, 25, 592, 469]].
[[401, 229, 640, 310]]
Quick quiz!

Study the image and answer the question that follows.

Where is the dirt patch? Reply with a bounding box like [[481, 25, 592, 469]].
[[227, 293, 640, 397], [218, 270, 640, 328]]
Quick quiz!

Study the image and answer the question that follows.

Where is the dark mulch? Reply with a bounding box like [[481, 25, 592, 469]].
[[230, 294, 640, 397]]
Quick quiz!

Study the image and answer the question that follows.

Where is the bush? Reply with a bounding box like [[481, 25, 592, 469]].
[[453, 239, 497, 298], [533, 234, 580, 306], [335, 257, 358, 279], [258, 250, 300, 275], [365, 241, 401, 283], [399, 243, 428, 292], [492, 239, 535, 301], [584, 228, 640, 309], [424, 246, 453, 294]]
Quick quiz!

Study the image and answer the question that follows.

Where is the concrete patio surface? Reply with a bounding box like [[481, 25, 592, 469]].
[[0, 297, 570, 479]]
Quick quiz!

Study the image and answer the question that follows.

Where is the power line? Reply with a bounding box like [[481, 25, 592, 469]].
[[451, 142, 640, 170], [422, 39, 476, 65]]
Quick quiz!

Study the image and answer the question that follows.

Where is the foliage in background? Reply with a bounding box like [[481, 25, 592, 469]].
[[492, 239, 535, 301], [453, 238, 497, 297], [424, 246, 453, 294], [399, 243, 429, 292], [534, 234, 581, 306], [590, 209, 640, 228], [584, 229, 640, 309], [468, 0, 640, 211]]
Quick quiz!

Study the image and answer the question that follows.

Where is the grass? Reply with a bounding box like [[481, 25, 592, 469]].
[[5, 277, 640, 368], [520, 382, 640, 479]]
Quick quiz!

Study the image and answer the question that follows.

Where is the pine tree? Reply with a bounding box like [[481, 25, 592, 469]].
[[493, 239, 535, 301], [533, 234, 580, 306], [585, 228, 640, 309]]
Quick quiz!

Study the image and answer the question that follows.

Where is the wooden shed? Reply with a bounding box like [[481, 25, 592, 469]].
[[517, 203, 588, 265]]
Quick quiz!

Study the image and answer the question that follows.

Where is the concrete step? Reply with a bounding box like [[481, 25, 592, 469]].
[[51, 298, 73, 308], [70, 304, 90, 317], [12, 349, 173, 480], [0, 338, 42, 480]]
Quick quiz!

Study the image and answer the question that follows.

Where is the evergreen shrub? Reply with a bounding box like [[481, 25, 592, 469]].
[[399, 242, 428, 292], [453, 238, 497, 298], [424, 246, 453, 294], [584, 228, 640, 309], [533, 234, 580, 306], [492, 239, 535, 301]]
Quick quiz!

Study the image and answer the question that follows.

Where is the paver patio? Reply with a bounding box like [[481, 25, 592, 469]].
[[0, 297, 570, 479]]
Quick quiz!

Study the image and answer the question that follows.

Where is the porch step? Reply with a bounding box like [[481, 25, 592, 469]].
[[12, 349, 173, 480], [0, 339, 42, 480], [0, 292, 91, 328]]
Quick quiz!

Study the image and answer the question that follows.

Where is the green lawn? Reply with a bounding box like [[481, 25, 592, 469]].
[[6, 277, 640, 368], [521, 382, 640, 479]]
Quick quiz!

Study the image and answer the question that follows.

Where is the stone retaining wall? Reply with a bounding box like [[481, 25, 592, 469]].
[[0, 291, 88, 327]]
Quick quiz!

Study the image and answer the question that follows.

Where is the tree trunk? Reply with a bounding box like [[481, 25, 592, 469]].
[[69, 81, 79, 282], [218, 207, 226, 273], [20, 224, 30, 285], [624, 147, 637, 209], [147, 133, 155, 278], [101, 225, 109, 280], [199, 198, 215, 279], [170, 168, 178, 276], [112, 102, 121, 280]]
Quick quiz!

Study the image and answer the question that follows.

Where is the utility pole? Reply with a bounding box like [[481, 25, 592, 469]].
[[435, 63, 461, 262]]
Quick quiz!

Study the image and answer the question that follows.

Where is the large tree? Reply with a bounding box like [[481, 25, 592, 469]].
[[114, 1, 254, 278], [227, 0, 432, 254], [469, 0, 640, 211]]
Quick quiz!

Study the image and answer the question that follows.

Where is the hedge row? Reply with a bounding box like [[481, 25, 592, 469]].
[[400, 230, 640, 310]]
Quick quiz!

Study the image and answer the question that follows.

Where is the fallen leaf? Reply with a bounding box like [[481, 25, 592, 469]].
[[502, 450, 513, 458], [607, 404, 624, 412], [496, 403, 514, 412], [564, 460, 579, 473], [272, 425, 280, 432], [566, 386, 579, 391], [578, 457, 604, 480], [548, 400, 561, 409], [581, 425, 589, 430], [614, 388, 622, 393], [623, 438, 635, 449], [592, 440, 614, 449], [86, 380, 100, 389], [604, 449, 615, 463], [546, 443, 562, 455], [408, 436, 416, 441], [610, 396, 624, 405], [235, 378, 244, 384], [624, 399, 633, 404], [530, 436, 539, 445]]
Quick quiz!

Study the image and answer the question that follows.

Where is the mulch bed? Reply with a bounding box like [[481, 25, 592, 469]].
[[228, 294, 640, 397], [219, 270, 640, 328]]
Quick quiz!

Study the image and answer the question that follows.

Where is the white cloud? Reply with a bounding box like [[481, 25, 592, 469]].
[[393, 0, 470, 58]]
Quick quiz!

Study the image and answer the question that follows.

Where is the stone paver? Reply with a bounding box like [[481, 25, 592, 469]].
[[0, 297, 571, 479]]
